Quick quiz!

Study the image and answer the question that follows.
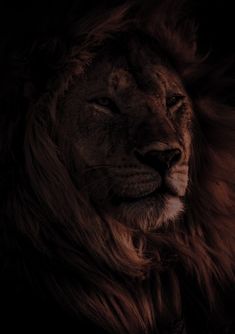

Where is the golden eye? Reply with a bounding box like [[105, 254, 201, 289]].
[[89, 97, 120, 114], [93, 97, 113, 107], [166, 94, 184, 109]]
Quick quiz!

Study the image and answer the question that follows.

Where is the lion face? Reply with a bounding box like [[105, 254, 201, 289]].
[[63, 39, 193, 230]]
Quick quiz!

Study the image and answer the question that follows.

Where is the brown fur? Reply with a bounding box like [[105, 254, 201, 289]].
[[0, 1, 234, 333]]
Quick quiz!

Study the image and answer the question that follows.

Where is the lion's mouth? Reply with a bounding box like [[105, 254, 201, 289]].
[[107, 181, 185, 229], [111, 183, 178, 205]]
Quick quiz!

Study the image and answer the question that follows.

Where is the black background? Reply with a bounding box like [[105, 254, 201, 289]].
[[0, 2, 234, 333], [0, 0, 234, 63]]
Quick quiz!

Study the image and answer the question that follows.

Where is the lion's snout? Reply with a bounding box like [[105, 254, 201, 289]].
[[133, 142, 183, 175]]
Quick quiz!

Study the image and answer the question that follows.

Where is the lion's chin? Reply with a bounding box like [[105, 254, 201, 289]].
[[109, 194, 184, 231]]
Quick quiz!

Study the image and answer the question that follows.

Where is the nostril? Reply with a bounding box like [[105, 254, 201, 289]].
[[147, 149, 182, 169], [134, 147, 182, 172]]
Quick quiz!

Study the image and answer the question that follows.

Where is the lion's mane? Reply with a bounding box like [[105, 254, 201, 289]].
[[0, 1, 234, 333]]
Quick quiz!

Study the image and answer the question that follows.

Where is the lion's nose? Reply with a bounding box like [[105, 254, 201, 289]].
[[134, 143, 182, 173]]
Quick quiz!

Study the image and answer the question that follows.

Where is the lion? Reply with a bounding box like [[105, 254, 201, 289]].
[[0, 1, 234, 333]]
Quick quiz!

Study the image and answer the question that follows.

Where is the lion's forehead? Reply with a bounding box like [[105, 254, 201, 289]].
[[85, 53, 185, 101], [110, 66, 183, 95]]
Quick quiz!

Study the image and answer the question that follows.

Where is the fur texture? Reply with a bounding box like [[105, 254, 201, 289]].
[[0, 1, 234, 333]]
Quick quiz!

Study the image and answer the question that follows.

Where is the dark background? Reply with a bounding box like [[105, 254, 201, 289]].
[[0, 2, 233, 333], [0, 0, 234, 63]]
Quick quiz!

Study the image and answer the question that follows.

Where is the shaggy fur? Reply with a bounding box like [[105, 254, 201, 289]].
[[0, 1, 234, 333]]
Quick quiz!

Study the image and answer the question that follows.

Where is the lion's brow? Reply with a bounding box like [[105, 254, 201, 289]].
[[109, 68, 134, 92]]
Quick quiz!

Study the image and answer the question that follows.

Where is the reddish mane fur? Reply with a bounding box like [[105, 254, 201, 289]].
[[0, 1, 234, 333]]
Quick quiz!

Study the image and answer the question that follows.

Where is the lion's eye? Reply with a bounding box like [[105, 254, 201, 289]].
[[94, 97, 112, 107], [89, 97, 119, 114], [166, 94, 184, 109]]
